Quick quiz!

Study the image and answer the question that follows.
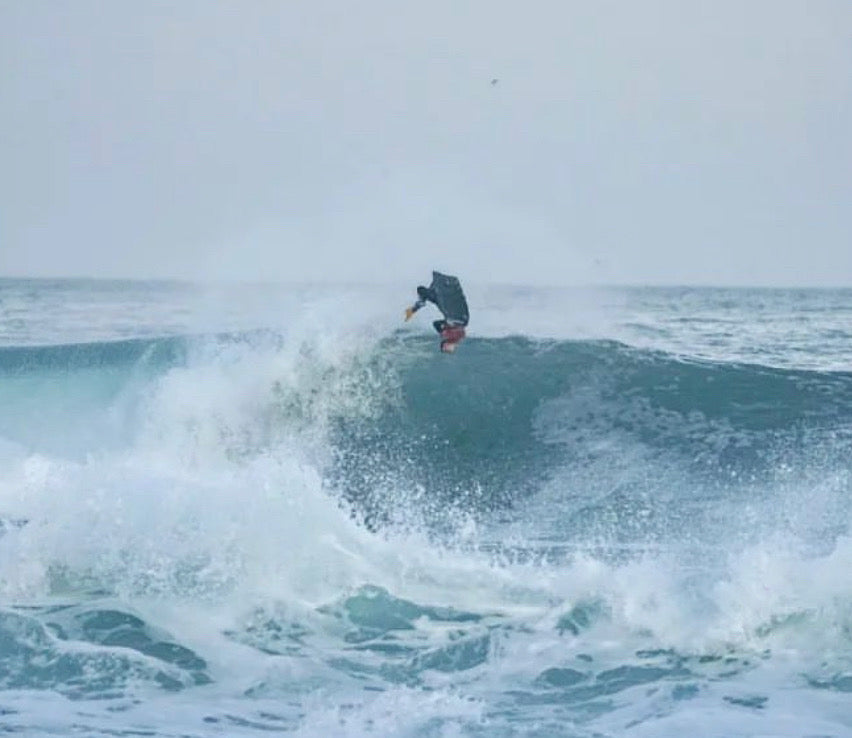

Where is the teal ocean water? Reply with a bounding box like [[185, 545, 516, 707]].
[[1, 279, 851, 737]]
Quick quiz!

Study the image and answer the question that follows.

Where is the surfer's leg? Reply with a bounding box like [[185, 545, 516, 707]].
[[433, 319, 446, 334]]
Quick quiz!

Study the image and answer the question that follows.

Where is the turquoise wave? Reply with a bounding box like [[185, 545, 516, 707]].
[[1, 333, 850, 724], [330, 336, 852, 532], [2, 333, 850, 534]]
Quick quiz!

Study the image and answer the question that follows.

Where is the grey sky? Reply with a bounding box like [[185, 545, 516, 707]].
[[1, 1, 850, 286]]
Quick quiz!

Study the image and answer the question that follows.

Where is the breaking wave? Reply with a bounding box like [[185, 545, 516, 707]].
[[0, 330, 850, 736]]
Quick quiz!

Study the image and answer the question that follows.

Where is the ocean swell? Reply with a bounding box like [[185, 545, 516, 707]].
[[0, 331, 850, 735]]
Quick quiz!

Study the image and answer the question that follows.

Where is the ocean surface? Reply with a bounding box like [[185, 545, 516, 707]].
[[1, 278, 851, 737]]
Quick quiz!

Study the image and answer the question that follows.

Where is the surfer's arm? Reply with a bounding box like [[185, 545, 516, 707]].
[[404, 285, 436, 321], [404, 298, 427, 321]]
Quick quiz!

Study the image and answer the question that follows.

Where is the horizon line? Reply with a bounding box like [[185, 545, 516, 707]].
[[1, 274, 851, 291]]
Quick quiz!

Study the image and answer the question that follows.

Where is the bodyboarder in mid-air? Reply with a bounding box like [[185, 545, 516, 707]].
[[405, 271, 469, 353]]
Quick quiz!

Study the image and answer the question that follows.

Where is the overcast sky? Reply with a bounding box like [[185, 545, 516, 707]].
[[1, 1, 850, 286]]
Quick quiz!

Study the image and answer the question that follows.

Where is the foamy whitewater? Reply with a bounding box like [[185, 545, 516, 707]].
[[0, 279, 850, 737]]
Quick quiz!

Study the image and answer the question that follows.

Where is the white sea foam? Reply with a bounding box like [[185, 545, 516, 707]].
[[0, 281, 850, 736]]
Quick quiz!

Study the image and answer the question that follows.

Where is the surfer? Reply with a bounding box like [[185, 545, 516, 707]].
[[405, 271, 469, 353]]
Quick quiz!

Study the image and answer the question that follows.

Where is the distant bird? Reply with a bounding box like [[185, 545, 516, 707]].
[[490, 78, 499, 86]]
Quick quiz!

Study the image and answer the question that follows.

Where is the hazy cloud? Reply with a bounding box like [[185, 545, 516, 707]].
[[2, 0, 851, 285]]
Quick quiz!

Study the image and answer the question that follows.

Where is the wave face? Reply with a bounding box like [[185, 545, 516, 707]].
[[1, 284, 851, 737], [332, 337, 852, 543]]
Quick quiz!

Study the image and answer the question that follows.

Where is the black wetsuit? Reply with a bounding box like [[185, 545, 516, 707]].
[[413, 286, 449, 333], [411, 273, 469, 333]]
